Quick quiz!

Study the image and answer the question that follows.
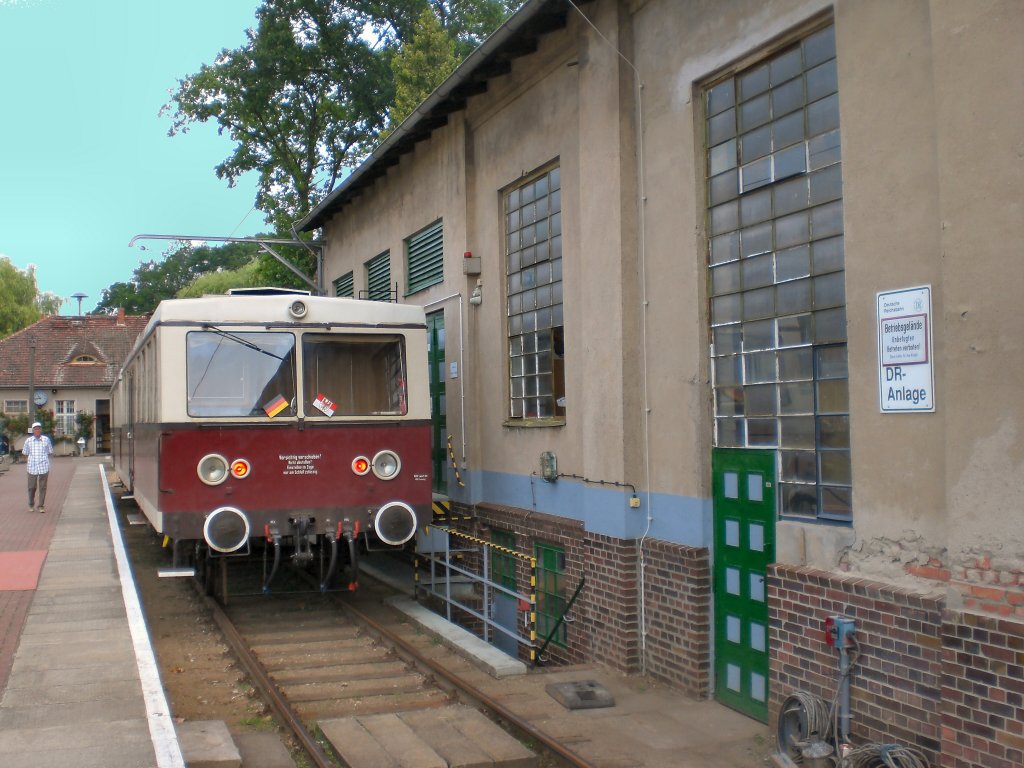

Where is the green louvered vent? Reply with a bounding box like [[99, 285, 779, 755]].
[[333, 271, 354, 298], [406, 220, 444, 294], [365, 251, 391, 301]]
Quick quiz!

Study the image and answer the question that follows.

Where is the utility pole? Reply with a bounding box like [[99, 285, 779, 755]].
[[27, 337, 36, 424]]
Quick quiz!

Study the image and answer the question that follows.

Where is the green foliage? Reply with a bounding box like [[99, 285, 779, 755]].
[[0, 257, 42, 338], [37, 292, 64, 316], [164, 0, 520, 237], [94, 241, 260, 314], [177, 259, 262, 297], [2, 408, 54, 440], [75, 411, 94, 441], [164, 0, 407, 233], [387, 8, 460, 129]]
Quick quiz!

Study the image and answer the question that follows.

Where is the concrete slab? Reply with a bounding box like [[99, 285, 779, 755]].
[[177, 720, 242, 768], [320, 716, 402, 768], [385, 596, 526, 678], [0, 719, 156, 768], [361, 712, 447, 768], [399, 707, 502, 768], [0, 678, 145, 707], [233, 732, 296, 768], [438, 705, 537, 768]]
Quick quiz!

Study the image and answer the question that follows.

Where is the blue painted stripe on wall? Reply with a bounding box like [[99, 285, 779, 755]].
[[445, 469, 711, 548]]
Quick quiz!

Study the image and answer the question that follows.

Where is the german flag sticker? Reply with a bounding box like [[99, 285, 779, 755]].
[[263, 394, 288, 418]]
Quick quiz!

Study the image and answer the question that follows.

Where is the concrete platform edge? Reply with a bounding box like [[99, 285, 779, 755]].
[[99, 465, 186, 768]]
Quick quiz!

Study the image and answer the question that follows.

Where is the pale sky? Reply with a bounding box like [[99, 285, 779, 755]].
[[0, 0, 268, 313]]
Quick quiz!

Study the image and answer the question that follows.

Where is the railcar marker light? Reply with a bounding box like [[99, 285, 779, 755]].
[[230, 458, 251, 479], [352, 456, 370, 476]]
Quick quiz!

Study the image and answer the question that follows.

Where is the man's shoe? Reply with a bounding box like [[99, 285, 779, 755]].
[[39, 507, 45, 514], [28, 507, 34, 514]]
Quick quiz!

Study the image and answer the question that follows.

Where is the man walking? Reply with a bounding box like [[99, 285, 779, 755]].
[[23, 422, 53, 513]]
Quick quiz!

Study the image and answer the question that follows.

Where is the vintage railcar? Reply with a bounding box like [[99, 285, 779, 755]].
[[111, 293, 431, 592]]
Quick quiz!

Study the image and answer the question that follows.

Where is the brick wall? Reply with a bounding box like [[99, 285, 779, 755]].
[[771, 564, 1024, 768], [769, 565, 944, 762], [639, 540, 711, 697], [941, 612, 1024, 768]]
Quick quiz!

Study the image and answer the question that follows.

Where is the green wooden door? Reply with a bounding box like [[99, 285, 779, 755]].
[[426, 311, 447, 494], [713, 448, 774, 721]]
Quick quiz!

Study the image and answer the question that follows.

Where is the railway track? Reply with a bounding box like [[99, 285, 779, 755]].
[[186, 557, 593, 768]]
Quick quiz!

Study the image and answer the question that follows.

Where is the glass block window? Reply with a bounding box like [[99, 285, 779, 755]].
[[505, 165, 565, 421], [365, 251, 391, 302], [406, 219, 444, 294], [333, 271, 354, 298], [706, 25, 851, 522], [535, 541, 567, 647]]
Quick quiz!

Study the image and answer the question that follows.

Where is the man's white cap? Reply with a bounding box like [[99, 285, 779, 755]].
[[30, 422, 42, 429]]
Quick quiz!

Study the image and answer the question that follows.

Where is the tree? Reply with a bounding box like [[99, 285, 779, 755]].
[[177, 260, 262, 298], [165, 0, 520, 237], [387, 7, 460, 129], [164, 0, 407, 233], [37, 292, 64, 316], [0, 257, 41, 337], [93, 241, 260, 314]]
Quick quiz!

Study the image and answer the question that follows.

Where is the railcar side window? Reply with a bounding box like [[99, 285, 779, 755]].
[[302, 334, 407, 417], [186, 331, 296, 418]]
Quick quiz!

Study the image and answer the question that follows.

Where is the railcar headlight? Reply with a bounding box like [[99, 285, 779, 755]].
[[230, 458, 251, 479], [374, 501, 417, 546], [371, 450, 401, 480], [204, 506, 250, 553], [197, 454, 229, 486], [352, 456, 370, 476]]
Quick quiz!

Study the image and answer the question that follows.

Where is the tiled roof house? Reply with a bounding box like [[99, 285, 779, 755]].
[[0, 310, 149, 454]]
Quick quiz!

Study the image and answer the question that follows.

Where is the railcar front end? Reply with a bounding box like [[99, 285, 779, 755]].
[[111, 294, 432, 592]]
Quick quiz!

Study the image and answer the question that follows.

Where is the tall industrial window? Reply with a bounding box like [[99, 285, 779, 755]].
[[535, 541, 567, 647], [334, 271, 354, 298], [364, 251, 391, 302], [706, 25, 850, 522], [406, 220, 444, 295], [55, 400, 76, 436], [504, 165, 565, 421]]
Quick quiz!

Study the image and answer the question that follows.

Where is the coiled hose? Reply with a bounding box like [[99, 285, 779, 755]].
[[840, 743, 931, 768]]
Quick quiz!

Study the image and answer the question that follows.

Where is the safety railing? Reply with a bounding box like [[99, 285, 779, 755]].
[[415, 525, 539, 664]]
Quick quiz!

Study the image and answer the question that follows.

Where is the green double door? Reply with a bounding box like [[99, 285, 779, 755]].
[[713, 448, 774, 722]]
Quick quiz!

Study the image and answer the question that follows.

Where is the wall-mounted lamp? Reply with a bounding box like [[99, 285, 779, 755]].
[[469, 278, 483, 306]]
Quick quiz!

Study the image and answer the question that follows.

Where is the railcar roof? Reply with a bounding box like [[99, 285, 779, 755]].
[[147, 294, 425, 328]]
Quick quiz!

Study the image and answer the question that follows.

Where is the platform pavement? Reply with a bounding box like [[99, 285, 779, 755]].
[[0, 457, 183, 768]]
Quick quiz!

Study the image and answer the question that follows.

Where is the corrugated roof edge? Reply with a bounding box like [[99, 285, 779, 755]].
[[298, 0, 578, 233]]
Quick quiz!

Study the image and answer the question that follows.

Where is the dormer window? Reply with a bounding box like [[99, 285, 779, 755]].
[[71, 355, 99, 365]]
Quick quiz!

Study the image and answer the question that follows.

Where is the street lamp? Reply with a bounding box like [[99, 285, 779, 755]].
[[71, 292, 87, 315]]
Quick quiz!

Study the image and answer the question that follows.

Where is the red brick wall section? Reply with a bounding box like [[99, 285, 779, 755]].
[[769, 565, 944, 763], [639, 539, 711, 697], [585, 533, 640, 672], [465, 504, 712, 694], [940, 612, 1024, 768]]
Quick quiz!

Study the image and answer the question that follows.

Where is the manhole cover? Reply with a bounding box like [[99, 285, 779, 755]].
[[545, 680, 615, 710]]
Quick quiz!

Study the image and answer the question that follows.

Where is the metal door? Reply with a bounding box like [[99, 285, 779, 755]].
[[490, 529, 519, 657], [426, 311, 447, 494], [713, 448, 774, 721]]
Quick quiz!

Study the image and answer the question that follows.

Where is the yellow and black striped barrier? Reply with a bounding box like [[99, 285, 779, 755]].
[[447, 435, 466, 488]]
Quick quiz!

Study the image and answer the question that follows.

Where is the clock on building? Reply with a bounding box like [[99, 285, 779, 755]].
[[33, 390, 48, 407]]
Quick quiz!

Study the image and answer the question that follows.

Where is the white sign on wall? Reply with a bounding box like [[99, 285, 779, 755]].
[[877, 285, 935, 412]]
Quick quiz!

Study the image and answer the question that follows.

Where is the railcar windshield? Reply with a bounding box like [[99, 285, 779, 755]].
[[186, 330, 296, 418], [301, 334, 407, 417]]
